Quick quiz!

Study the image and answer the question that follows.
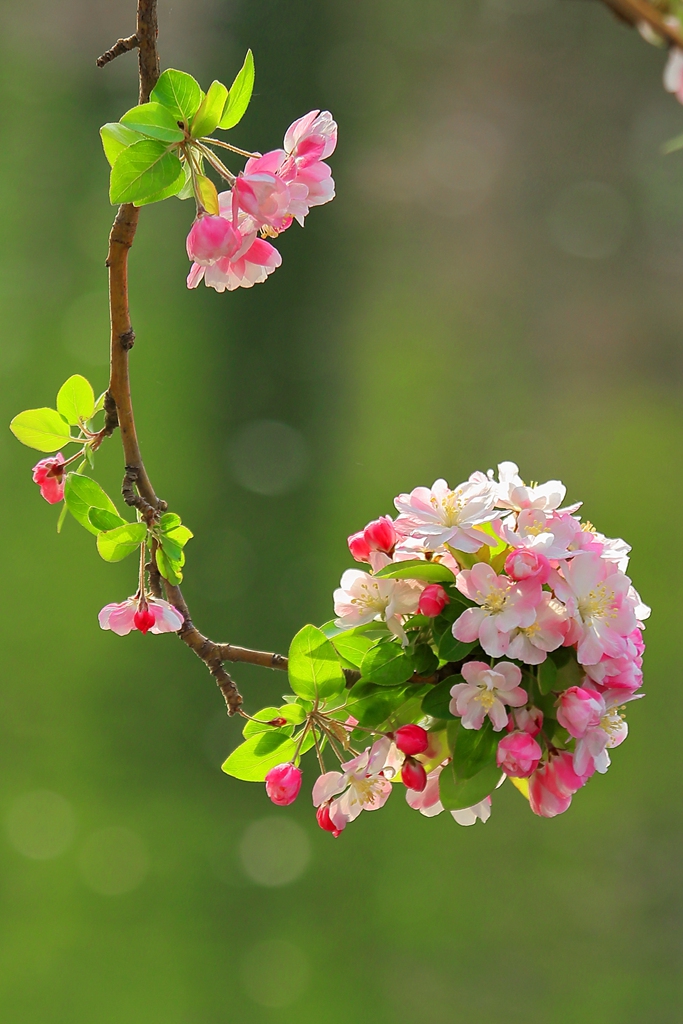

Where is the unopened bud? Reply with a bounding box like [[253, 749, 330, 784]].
[[316, 801, 342, 837], [133, 607, 155, 634], [266, 717, 288, 727], [401, 757, 427, 792], [394, 724, 429, 756], [348, 530, 371, 562], [417, 584, 450, 618], [265, 762, 302, 806], [363, 516, 397, 554]]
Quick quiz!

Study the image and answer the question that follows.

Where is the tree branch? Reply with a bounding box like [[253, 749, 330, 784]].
[[597, 0, 683, 48], [96, 34, 139, 68]]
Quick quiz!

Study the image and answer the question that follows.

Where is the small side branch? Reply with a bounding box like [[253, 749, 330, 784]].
[[598, 0, 683, 48], [96, 34, 139, 68]]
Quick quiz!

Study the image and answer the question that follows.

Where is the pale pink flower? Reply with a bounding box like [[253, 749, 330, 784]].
[[186, 214, 240, 265], [505, 593, 568, 665], [496, 731, 542, 778], [451, 797, 492, 826], [394, 475, 498, 552], [405, 763, 493, 826], [510, 705, 543, 737], [499, 509, 579, 560], [417, 584, 450, 618], [449, 660, 527, 731], [452, 562, 541, 658], [32, 453, 65, 504], [528, 751, 593, 818], [265, 763, 302, 806], [504, 548, 551, 584], [584, 629, 644, 694], [312, 737, 395, 830], [98, 596, 183, 636], [284, 110, 337, 163], [235, 151, 310, 231], [495, 461, 570, 513], [391, 535, 460, 575], [569, 523, 632, 572], [570, 690, 639, 776], [556, 686, 603, 738], [333, 568, 422, 643], [553, 552, 639, 665], [664, 47, 683, 103]]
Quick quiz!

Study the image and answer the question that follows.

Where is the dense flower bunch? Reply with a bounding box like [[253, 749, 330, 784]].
[[224, 463, 649, 833]]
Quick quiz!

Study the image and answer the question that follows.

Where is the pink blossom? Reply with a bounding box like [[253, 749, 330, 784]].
[[495, 462, 570, 513], [510, 705, 543, 737], [265, 763, 302, 806], [363, 515, 397, 554], [505, 593, 568, 665], [32, 453, 66, 504], [405, 764, 493, 826], [393, 725, 429, 756], [348, 531, 372, 563], [452, 562, 541, 658], [449, 660, 527, 731], [234, 154, 309, 232], [500, 509, 578, 560], [417, 584, 450, 618], [496, 731, 542, 778], [570, 690, 638, 776], [394, 475, 498, 552], [553, 552, 638, 665], [504, 548, 551, 584], [664, 48, 683, 104], [333, 569, 422, 644], [528, 751, 593, 818], [284, 110, 337, 164], [312, 737, 395, 831], [186, 214, 240, 266], [451, 797, 492, 826], [556, 686, 603, 738], [98, 596, 183, 636]]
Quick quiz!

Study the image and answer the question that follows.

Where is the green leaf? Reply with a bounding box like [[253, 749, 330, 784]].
[[63, 473, 119, 535], [218, 50, 255, 130], [176, 163, 194, 200], [242, 705, 305, 739], [191, 80, 229, 139], [151, 69, 203, 125], [438, 632, 478, 664], [120, 102, 185, 143], [439, 759, 503, 812], [538, 656, 558, 695], [288, 624, 346, 701], [331, 633, 373, 669], [554, 650, 584, 692], [164, 524, 193, 547], [663, 132, 683, 155], [156, 546, 183, 585], [133, 164, 186, 206], [374, 559, 456, 583], [56, 375, 95, 426], [56, 502, 68, 534], [10, 408, 72, 452], [345, 681, 409, 728], [221, 732, 297, 782], [449, 718, 499, 779], [88, 507, 126, 532], [160, 513, 182, 532], [100, 122, 144, 167], [159, 524, 192, 564], [194, 173, 220, 214], [421, 679, 457, 720], [360, 641, 415, 686], [109, 140, 182, 205], [96, 522, 147, 562], [413, 643, 439, 675]]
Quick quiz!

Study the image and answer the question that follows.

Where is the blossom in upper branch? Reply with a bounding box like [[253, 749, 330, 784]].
[[528, 751, 593, 818], [312, 737, 395, 832], [32, 452, 65, 504], [500, 509, 579, 561], [494, 461, 569, 513], [496, 731, 542, 778], [561, 688, 639, 776], [664, 48, 683, 103], [452, 562, 541, 657], [333, 569, 422, 643], [449, 660, 527, 731], [394, 476, 498, 551], [569, 523, 632, 572], [509, 704, 543, 737], [235, 152, 309, 232], [186, 214, 241, 266], [98, 596, 183, 636], [584, 629, 644, 694], [265, 763, 302, 806], [552, 552, 640, 665], [284, 110, 337, 164], [347, 516, 398, 567], [556, 686, 603, 738], [417, 584, 450, 618], [506, 592, 568, 665]]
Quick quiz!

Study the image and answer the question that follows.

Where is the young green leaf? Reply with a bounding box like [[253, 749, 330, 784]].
[[331, 633, 373, 669], [195, 173, 220, 214], [218, 50, 255, 130], [109, 140, 182, 205], [156, 546, 183, 585], [120, 102, 185, 143], [439, 759, 502, 812], [413, 643, 439, 675], [176, 163, 194, 200], [288, 624, 346, 701], [191, 80, 229, 139], [374, 559, 456, 583], [438, 632, 478, 664], [242, 704, 305, 739], [345, 681, 409, 728], [133, 165, 186, 207], [538, 656, 558, 695], [360, 641, 415, 686], [87, 507, 126, 533], [100, 122, 145, 167], [160, 512, 182, 532], [150, 69, 203, 125], [449, 718, 498, 779], [421, 679, 457, 720], [221, 732, 297, 782], [10, 408, 72, 452], [64, 473, 120, 535], [97, 522, 147, 562], [56, 375, 95, 426]]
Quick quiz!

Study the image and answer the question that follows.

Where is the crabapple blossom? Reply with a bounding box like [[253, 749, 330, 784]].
[[333, 569, 422, 644], [284, 109, 337, 164], [347, 516, 398, 569], [451, 798, 492, 826], [405, 765, 493, 826], [500, 510, 577, 561], [133, 606, 155, 634], [316, 801, 343, 837], [186, 214, 240, 265], [570, 691, 638, 776], [417, 584, 450, 618], [265, 763, 302, 806], [509, 705, 543, 737], [234, 155, 308, 233], [401, 757, 427, 792], [312, 737, 395, 833], [347, 531, 372, 563], [32, 453, 65, 504], [664, 47, 683, 104], [394, 476, 498, 551], [495, 461, 569, 513], [98, 596, 183, 636], [528, 751, 593, 818], [496, 731, 542, 778], [556, 686, 603, 738], [504, 548, 551, 584], [393, 725, 429, 756], [449, 660, 527, 732], [505, 592, 567, 665], [453, 562, 541, 658]]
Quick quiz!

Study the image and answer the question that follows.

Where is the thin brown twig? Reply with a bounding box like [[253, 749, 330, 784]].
[[597, 0, 683, 47], [96, 33, 139, 68]]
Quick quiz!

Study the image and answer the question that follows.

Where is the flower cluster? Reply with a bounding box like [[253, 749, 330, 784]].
[[186, 110, 336, 293], [224, 462, 649, 834]]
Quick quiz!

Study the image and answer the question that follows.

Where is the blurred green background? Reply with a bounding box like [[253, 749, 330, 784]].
[[0, 0, 681, 1020]]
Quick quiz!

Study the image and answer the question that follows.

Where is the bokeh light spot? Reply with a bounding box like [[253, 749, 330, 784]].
[[228, 420, 309, 496], [239, 816, 311, 887]]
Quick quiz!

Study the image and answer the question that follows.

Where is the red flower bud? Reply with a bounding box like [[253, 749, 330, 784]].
[[417, 584, 450, 617], [266, 717, 288, 727], [316, 801, 342, 837], [348, 530, 372, 562], [363, 516, 397, 554], [265, 763, 302, 806], [401, 757, 427, 792], [133, 607, 156, 634], [394, 724, 429, 756]]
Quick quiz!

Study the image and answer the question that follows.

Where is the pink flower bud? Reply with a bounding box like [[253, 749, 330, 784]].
[[266, 717, 288, 727], [265, 763, 302, 806], [556, 686, 603, 738], [348, 530, 372, 562], [363, 516, 397, 554], [316, 801, 342, 837], [186, 215, 240, 266], [133, 607, 155, 634], [510, 705, 543, 737], [496, 731, 542, 778], [32, 453, 66, 504], [401, 757, 427, 792], [394, 724, 429, 756], [417, 584, 450, 618], [504, 549, 551, 585], [528, 751, 593, 818]]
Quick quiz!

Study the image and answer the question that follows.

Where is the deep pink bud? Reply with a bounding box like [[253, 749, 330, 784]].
[[401, 757, 427, 792], [556, 687, 603, 738], [133, 607, 155, 634], [316, 801, 342, 837], [363, 516, 397, 554], [510, 705, 543, 737], [496, 731, 542, 778], [528, 751, 593, 818], [417, 584, 450, 618], [266, 717, 288, 727], [504, 549, 551, 585], [186, 215, 240, 265], [265, 763, 302, 806], [394, 724, 429, 756], [348, 530, 372, 562], [32, 453, 66, 504]]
